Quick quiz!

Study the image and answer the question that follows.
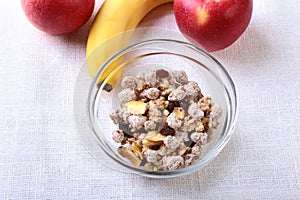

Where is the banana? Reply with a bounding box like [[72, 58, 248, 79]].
[[86, 0, 173, 91]]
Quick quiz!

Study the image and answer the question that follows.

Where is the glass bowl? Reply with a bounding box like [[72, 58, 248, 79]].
[[74, 29, 238, 178]]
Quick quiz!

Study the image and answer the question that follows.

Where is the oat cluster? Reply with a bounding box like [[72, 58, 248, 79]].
[[110, 68, 221, 171]]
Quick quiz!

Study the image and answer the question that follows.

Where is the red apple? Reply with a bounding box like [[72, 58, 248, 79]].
[[174, 0, 253, 52], [21, 0, 95, 35]]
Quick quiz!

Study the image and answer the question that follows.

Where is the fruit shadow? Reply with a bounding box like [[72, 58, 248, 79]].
[[53, 18, 94, 48], [212, 25, 274, 69], [134, 133, 241, 196], [139, 3, 175, 29]]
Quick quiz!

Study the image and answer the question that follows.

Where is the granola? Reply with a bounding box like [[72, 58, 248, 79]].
[[109, 68, 222, 171]]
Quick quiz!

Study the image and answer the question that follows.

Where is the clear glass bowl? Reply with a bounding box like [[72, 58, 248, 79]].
[[74, 29, 238, 178]]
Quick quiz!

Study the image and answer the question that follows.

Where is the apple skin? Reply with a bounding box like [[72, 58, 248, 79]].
[[21, 0, 95, 35], [174, 0, 253, 52]]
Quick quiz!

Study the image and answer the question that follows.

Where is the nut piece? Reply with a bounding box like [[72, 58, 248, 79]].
[[190, 132, 208, 145], [126, 101, 147, 115], [210, 104, 222, 119], [176, 131, 189, 142], [128, 115, 147, 130], [162, 156, 184, 170], [157, 145, 167, 156], [148, 101, 163, 123], [144, 149, 158, 163], [185, 81, 202, 98], [195, 121, 205, 132], [166, 113, 182, 130], [118, 146, 142, 166], [135, 72, 145, 91], [168, 88, 186, 101], [184, 154, 198, 166], [173, 107, 185, 120], [144, 120, 156, 131], [118, 88, 136, 103], [191, 144, 202, 155], [121, 76, 135, 88], [188, 102, 204, 120], [112, 129, 124, 143], [163, 135, 180, 149], [175, 70, 188, 84], [110, 109, 123, 125], [109, 109, 130, 124], [145, 69, 157, 86], [177, 143, 188, 156], [181, 117, 196, 132], [141, 88, 160, 100], [198, 96, 213, 112]]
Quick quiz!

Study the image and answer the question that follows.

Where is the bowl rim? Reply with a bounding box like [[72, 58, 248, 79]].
[[87, 38, 238, 178]]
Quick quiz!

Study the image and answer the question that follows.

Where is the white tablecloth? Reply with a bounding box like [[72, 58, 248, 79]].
[[1, 1, 299, 199]]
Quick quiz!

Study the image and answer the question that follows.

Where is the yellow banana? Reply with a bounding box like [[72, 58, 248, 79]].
[[86, 0, 173, 91]]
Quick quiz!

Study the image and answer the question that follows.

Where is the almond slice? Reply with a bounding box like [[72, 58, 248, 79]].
[[144, 131, 166, 142], [132, 141, 143, 159], [118, 146, 142, 166], [142, 139, 163, 150], [173, 107, 185, 120]]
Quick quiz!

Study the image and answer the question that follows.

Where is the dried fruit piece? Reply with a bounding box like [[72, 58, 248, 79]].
[[156, 69, 169, 78], [126, 101, 147, 115], [167, 100, 180, 112], [159, 124, 176, 136], [118, 146, 142, 166]]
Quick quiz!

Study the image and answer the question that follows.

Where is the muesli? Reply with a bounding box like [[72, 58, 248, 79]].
[[110, 68, 221, 171]]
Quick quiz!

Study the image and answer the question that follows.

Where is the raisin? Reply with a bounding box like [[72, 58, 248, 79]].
[[167, 100, 180, 113], [156, 69, 169, 78], [159, 124, 175, 136], [184, 140, 196, 148], [149, 144, 162, 150], [119, 123, 133, 137]]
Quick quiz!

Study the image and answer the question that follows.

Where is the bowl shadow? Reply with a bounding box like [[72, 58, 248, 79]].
[[133, 133, 241, 196]]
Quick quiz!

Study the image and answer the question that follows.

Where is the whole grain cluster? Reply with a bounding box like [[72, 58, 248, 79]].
[[110, 68, 221, 171]]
